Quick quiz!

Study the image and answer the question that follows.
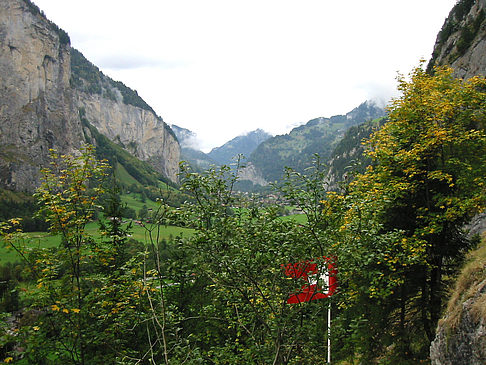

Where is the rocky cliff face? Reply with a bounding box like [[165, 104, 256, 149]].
[[428, 0, 486, 79], [236, 162, 268, 187], [71, 47, 180, 183], [430, 241, 486, 365], [0, 0, 180, 190], [77, 91, 180, 183], [0, 0, 84, 191]]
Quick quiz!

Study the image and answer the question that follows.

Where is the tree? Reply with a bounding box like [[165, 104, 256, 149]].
[[1, 147, 150, 364], [330, 65, 486, 361], [159, 162, 339, 364]]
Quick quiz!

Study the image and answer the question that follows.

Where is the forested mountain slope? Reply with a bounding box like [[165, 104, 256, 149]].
[[208, 129, 272, 166], [247, 100, 385, 183]]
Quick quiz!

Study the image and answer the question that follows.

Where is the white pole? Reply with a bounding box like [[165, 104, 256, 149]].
[[327, 300, 331, 364]]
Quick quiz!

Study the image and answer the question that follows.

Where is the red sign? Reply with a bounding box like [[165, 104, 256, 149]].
[[283, 258, 337, 304]]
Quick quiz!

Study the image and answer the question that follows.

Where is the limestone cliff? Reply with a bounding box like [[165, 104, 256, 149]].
[[428, 0, 486, 79], [236, 162, 268, 187], [0, 0, 180, 190], [76, 92, 179, 183], [0, 0, 84, 191], [71, 49, 180, 183]]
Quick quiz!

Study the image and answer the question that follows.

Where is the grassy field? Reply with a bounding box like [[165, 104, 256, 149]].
[[121, 193, 160, 212], [0, 221, 195, 264]]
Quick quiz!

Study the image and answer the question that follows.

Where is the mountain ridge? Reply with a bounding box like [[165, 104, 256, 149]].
[[244, 100, 386, 185], [208, 129, 272, 166]]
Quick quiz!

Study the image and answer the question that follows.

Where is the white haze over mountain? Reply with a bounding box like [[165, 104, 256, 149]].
[[32, 0, 457, 152]]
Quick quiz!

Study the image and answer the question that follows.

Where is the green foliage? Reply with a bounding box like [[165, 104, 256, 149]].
[[0, 263, 23, 312], [0, 190, 48, 232], [0, 147, 192, 364], [1, 63, 484, 363], [328, 65, 486, 361], [149, 162, 338, 364]]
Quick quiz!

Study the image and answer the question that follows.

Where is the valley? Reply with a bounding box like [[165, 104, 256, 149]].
[[0, 0, 485, 364]]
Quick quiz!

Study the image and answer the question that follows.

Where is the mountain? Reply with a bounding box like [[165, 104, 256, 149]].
[[171, 126, 272, 172], [427, 0, 486, 79], [171, 124, 217, 171], [325, 116, 386, 190], [71, 49, 179, 183], [0, 0, 180, 191], [246, 101, 386, 184], [208, 129, 272, 166]]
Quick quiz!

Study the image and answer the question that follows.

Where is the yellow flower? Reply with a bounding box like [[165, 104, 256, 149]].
[[72, 308, 80, 313], [51, 304, 60, 311], [62, 308, 69, 314], [32, 326, 40, 331], [4, 357, 14, 363]]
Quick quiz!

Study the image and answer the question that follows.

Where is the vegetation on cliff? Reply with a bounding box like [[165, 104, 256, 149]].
[[80, 109, 175, 188], [326, 65, 486, 362], [21, 0, 70, 45], [71, 49, 157, 114], [430, 235, 486, 364], [428, 0, 486, 70]]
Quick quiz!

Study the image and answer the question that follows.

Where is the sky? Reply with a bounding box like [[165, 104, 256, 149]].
[[33, 0, 458, 152]]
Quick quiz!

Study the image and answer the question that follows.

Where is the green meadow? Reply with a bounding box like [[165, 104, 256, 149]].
[[0, 221, 195, 264]]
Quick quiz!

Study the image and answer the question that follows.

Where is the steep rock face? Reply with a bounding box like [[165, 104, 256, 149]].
[[428, 2, 486, 361], [0, 0, 84, 191], [428, 0, 486, 79], [430, 244, 486, 365], [77, 92, 180, 183], [430, 288, 486, 365], [237, 162, 268, 187], [71, 48, 180, 183], [0, 0, 180, 189]]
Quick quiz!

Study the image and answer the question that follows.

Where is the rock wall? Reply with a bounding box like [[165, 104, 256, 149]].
[[430, 261, 486, 365], [0, 0, 84, 191], [237, 162, 268, 187], [0, 0, 180, 189], [428, 0, 486, 79], [77, 92, 180, 182]]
